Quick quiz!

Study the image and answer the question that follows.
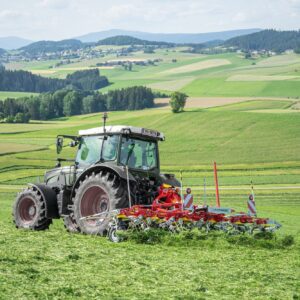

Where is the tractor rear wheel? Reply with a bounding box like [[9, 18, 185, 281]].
[[12, 187, 52, 230], [71, 171, 128, 235]]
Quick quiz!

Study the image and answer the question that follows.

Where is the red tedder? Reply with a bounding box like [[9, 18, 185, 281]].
[[106, 184, 281, 242]]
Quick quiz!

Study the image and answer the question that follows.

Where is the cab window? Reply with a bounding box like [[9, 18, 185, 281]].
[[76, 135, 119, 166], [120, 137, 157, 170], [76, 136, 102, 166]]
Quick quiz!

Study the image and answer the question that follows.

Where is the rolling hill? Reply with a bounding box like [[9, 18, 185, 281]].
[[224, 29, 300, 53], [76, 28, 262, 43], [19, 39, 84, 55], [0, 36, 32, 50], [96, 35, 174, 46]]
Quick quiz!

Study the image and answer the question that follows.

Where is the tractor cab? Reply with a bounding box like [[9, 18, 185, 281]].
[[46, 125, 164, 190], [76, 125, 164, 173]]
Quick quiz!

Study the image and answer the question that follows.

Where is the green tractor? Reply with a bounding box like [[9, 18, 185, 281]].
[[13, 115, 179, 235]]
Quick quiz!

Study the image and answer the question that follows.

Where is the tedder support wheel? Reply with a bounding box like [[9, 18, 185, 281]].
[[70, 171, 128, 236], [63, 216, 80, 233], [12, 187, 52, 230], [108, 226, 123, 243]]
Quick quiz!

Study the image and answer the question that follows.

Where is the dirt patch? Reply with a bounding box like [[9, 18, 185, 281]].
[[148, 77, 195, 91], [161, 59, 231, 74]]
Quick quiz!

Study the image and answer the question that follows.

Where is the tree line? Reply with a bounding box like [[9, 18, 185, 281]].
[[224, 29, 300, 53], [0, 66, 109, 93], [0, 86, 154, 123]]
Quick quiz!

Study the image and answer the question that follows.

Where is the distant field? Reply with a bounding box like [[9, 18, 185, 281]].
[[181, 77, 300, 98], [161, 58, 231, 74], [227, 74, 299, 81], [0, 102, 299, 185], [4, 51, 300, 98], [148, 77, 196, 91], [208, 100, 294, 111], [0, 91, 38, 100], [155, 97, 298, 109]]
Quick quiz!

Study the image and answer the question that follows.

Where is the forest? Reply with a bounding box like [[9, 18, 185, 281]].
[[0, 86, 154, 123], [224, 29, 300, 53], [0, 66, 109, 92]]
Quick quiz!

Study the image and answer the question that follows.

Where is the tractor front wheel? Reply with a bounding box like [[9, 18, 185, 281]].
[[12, 187, 52, 230]]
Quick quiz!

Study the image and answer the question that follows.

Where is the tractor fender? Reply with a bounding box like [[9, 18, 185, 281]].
[[29, 183, 59, 219], [71, 163, 136, 198]]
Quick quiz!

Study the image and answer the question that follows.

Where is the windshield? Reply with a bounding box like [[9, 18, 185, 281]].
[[120, 137, 158, 170], [76, 135, 119, 166]]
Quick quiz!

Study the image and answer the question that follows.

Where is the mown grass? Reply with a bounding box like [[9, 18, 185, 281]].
[[208, 100, 294, 111], [0, 191, 299, 299]]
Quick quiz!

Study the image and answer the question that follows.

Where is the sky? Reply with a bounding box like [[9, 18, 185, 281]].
[[0, 0, 299, 40]]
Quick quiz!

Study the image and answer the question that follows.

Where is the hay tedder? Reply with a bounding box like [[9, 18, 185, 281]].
[[12, 113, 281, 241], [103, 184, 281, 242]]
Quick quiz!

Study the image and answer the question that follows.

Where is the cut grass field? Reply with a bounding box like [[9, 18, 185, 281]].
[[0, 142, 45, 155], [0, 189, 299, 299]]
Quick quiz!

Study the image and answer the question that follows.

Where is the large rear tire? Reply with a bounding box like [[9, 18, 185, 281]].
[[71, 171, 128, 235], [12, 187, 52, 230]]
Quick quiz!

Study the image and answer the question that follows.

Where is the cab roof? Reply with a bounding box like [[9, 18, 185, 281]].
[[78, 125, 165, 141]]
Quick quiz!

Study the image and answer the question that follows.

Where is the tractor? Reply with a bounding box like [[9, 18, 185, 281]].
[[12, 114, 180, 235]]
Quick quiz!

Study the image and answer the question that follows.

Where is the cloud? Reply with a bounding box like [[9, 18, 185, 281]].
[[0, 9, 25, 19], [39, 0, 69, 9], [233, 12, 247, 22], [0, 0, 299, 40]]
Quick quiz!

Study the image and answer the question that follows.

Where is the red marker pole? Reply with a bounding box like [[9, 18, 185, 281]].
[[214, 161, 220, 207]]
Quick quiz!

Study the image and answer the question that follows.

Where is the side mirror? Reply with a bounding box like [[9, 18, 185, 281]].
[[56, 137, 63, 154]]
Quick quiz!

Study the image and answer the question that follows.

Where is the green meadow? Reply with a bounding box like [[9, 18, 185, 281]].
[[0, 100, 300, 298], [1, 49, 300, 299], [4, 51, 300, 98]]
